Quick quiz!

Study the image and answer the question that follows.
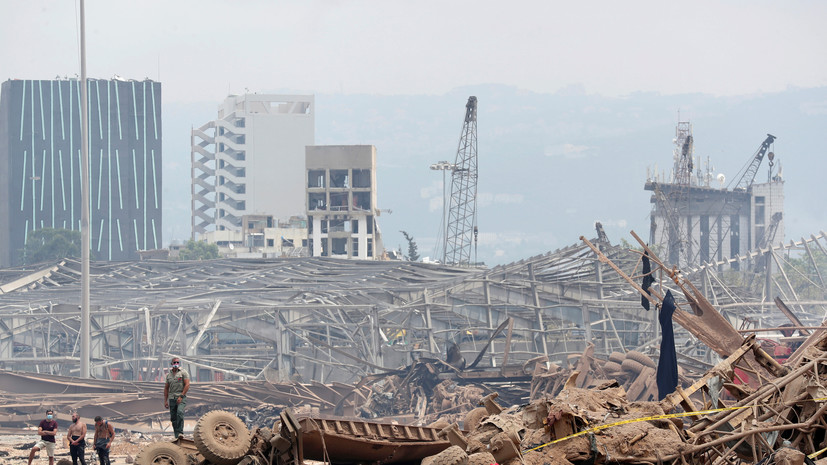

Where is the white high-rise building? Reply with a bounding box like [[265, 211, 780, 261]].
[[192, 94, 314, 235]]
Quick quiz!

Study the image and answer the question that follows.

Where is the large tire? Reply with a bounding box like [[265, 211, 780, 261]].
[[468, 452, 497, 465], [463, 407, 487, 431], [621, 358, 645, 374], [432, 445, 468, 465], [428, 419, 451, 431], [193, 410, 252, 465], [603, 361, 622, 373], [608, 352, 625, 363], [135, 442, 189, 465], [626, 350, 656, 368]]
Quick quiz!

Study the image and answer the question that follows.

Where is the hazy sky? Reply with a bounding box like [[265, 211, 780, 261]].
[[2, 1, 826, 264], [2, 1, 825, 101]]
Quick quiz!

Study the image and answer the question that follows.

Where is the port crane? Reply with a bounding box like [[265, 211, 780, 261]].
[[444, 97, 479, 266], [730, 134, 776, 191]]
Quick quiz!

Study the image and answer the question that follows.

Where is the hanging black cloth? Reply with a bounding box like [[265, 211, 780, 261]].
[[657, 290, 679, 400], [641, 251, 655, 310]]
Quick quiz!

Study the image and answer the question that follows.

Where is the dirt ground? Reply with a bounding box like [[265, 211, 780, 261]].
[[0, 432, 164, 465]]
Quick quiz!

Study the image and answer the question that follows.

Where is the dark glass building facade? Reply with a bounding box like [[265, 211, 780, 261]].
[[0, 78, 162, 266]]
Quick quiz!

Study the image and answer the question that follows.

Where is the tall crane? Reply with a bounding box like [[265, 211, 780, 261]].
[[444, 96, 478, 266], [730, 134, 776, 191]]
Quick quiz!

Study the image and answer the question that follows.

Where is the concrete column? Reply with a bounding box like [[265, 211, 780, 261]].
[[358, 217, 368, 259]]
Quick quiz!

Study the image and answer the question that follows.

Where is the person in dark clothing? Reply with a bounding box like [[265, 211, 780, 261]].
[[657, 290, 679, 400], [93, 416, 115, 465], [66, 412, 88, 465], [641, 251, 656, 310]]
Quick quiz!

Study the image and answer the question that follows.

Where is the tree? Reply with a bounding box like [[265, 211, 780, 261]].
[[400, 230, 420, 262], [783, 251, 827, 300], [21, 228, 82, 264], [178, 239, 220, 260]]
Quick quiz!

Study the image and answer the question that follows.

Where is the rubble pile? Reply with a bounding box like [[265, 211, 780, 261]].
[[357, 364, 485, 425]]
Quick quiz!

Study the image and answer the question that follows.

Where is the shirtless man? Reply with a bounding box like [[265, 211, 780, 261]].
[[66, 412, 87, 465]]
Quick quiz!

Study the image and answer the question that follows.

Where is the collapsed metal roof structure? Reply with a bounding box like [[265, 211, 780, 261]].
[[0, 231, 825, 390]]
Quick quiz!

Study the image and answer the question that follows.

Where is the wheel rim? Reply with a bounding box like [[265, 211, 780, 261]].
[[150, 454, 177, 465], [213, 421, 241, 444]]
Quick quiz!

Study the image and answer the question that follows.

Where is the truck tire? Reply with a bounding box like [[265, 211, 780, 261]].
[[135, 442, 189, 465], [463, 407, 487, 431], [193, 410, 252, 465], [608, 352, 625, 363], [468, 452, 497, 465], [432, 445, 468, 465], [621, 358, 645, 374], [603, 361, 622, 373], [626, 350, 656, 368]]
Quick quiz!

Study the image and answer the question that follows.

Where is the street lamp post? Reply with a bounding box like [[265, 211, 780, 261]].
[[429, 161, 456, 263]]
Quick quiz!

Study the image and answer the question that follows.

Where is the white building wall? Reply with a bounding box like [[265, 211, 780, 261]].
[[210, 94, 314, 231]]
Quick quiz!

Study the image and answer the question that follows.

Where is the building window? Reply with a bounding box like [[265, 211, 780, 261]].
[[330, 193, 348, 211], [332, 238, 347, 255], [353, 192, 370, 211], [367, 238, 373, 257], [267, 238, 274, 247], [321, 220, 328, 234], [352, 169, 371, 188], [329, 219, 346, 232], [352, 238, 359, 257], [367, 216, 374, 234], [754, 196, 766, 225], [308, 170, 325, 188], [330, 170, 349, 188], [352, 220, 359, 234], [309, 193, 327, 211]]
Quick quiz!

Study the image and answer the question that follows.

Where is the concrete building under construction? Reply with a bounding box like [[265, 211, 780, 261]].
[[306, 145, 383, 259]]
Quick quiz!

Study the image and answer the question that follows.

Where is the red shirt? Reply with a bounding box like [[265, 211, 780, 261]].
[[39, 419, 57, 443]]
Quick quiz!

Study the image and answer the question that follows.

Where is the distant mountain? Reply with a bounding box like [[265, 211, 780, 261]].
[[163, 85, 827, 265]]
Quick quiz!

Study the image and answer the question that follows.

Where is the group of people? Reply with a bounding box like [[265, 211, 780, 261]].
[[27, 356, 191, 465], [27, 410, 115, 465]]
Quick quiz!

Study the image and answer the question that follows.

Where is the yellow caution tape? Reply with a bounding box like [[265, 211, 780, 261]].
[[524, 396, 827, 454], [808, 444, 827, 460]]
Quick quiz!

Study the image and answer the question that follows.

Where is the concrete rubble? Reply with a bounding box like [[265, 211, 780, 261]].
[[114, 323, 827, 465]]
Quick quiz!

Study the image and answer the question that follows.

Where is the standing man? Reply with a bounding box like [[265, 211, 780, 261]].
[[164, 356, 190, 438], [28, 409, 58, 465], [93, 416, 114, 465], [66, 412, 88, 465]]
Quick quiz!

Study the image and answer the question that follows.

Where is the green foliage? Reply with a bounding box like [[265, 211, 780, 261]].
[[399, 230, 420, 262], [21, 228, 82, 264], [178, 239, 220, 261], [782, 251, 827, 300]]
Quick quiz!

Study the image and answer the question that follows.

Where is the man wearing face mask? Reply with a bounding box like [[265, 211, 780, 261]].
[[163, 357, 190, 438], [28, 409, 58, 465], [66, 412, 87, 465]]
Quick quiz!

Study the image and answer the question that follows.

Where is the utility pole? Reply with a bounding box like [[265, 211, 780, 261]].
[[80, 0, 91, 378], [429, 161, 455, 263]]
